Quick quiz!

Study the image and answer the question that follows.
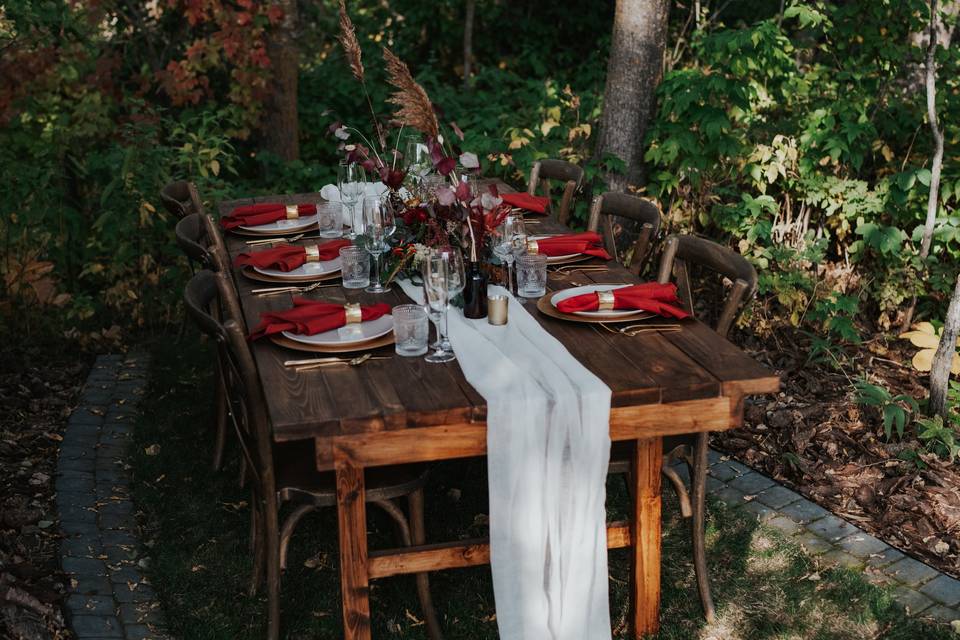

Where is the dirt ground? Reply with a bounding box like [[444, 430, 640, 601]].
[[717, 328, 960, 579], [1, 345, 89, 640]]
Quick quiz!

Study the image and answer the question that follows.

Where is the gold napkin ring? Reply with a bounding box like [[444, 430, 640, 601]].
[[304, 245, 320, 262], [597, 290, 615, 311], [285, 204, 299, 219], [526, 239, 539, 255], [344, 303, 362, 324]]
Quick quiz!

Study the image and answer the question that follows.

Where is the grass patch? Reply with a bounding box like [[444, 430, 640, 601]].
[[132, 338, 953, 639]]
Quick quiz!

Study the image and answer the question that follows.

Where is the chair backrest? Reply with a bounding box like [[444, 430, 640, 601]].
[[175, 214, 244, 330], [161, 180, 204, 218], [183, 270, 275, 496], [175, 214, 212, 266], [527, 159, 584, 226], [587, 192, 662, 275], [656, 234, 758, 337]]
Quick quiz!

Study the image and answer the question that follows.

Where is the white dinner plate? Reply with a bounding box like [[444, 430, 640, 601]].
[[529, 235, 580, 264], [550, 284, 639, 319], [253, 257, 342, 279], [239, 213, 320, 233], [281, 314, 394, 347]]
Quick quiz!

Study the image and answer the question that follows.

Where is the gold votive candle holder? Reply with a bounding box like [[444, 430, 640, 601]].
[[488, 295, 508, 325]]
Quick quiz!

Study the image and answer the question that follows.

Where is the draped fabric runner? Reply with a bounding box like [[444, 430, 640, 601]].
[[399, 280, 612, 640]]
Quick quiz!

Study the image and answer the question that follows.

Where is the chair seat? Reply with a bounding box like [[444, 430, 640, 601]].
[[274, 442, 429, 505], [608, 434, 697, 475]]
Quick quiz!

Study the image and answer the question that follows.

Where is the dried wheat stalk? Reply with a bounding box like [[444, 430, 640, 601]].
[[337, 0, 364, 82], [382, 47, 439, 139]]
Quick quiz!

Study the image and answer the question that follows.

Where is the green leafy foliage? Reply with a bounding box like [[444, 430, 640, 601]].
[[854, 379, 920, 440], [3, 0, 960, 354]]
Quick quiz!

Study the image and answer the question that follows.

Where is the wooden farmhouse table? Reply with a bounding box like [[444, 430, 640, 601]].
[[219, 184, 780, 639]]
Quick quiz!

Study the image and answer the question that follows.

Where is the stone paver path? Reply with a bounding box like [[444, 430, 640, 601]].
[[56, 353, 170, 640], [706, 450, 960, 626]]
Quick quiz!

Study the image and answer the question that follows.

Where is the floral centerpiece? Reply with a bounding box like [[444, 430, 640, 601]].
[[332, 1, 511, 284]]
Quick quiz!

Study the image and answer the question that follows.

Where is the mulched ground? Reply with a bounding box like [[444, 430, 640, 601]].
[[1, 344, 90, 640], [717, 327, 960, 580]]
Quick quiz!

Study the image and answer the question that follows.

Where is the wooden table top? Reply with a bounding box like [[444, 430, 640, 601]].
[[220, 188, 779, 443]]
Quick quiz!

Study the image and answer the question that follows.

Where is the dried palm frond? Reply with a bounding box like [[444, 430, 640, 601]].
[[382, 47, 439, 139], [337, 0, 364, 82]]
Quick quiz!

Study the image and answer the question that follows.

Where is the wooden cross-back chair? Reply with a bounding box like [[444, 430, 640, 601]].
[[657, 234, 758, 336], [161, 180, 204, 218], [174, 213, 242, 471], [609, 234, 758, 624], [183, 270, 443, 640], [527, 159, 584, 226], [587, 192, 662, 276]]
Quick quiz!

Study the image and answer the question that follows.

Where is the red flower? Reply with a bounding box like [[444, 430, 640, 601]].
[[380, 167, 407, 191], [435, 156, 456, 176]]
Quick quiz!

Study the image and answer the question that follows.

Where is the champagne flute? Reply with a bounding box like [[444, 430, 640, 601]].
[[338, 162, 366, 240], [358, 195, 396, 294], [423, 247, 464, 363], [492, 213, 527, 295]]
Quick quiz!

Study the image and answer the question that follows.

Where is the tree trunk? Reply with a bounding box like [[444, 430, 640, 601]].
[[919, 0, 944, 260], [261, 0, 300, 161], [463, 0, 476, 89], [930, 273, 960, 417], [902, 0, 945, 330], [596, 0, 671, 191]]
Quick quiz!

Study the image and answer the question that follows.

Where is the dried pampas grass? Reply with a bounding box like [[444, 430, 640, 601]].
[[382, 47, 439, 139], [337, 0, 364, 82]]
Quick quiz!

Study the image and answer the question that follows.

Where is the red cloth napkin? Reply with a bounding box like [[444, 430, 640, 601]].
[[234, 240, 352, 272], [249, 298, 392, 340], [220, 203, 318, 230], [533, 232, 611, 260], [556, 283, 690, 318], [501, 192, 550, 215]]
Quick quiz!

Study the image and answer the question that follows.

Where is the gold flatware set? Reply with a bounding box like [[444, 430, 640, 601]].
[[283, 353, 392, 371], [252, 281, 340, 297], [245, 233, 305, 246]]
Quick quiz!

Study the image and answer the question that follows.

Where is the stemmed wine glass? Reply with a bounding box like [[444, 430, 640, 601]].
[[338, 162, 366, 240], [492, 212, 527, 294], [357, 195, 396, 294], [404, 136, 431, 183], [423, 247, 464, 364]]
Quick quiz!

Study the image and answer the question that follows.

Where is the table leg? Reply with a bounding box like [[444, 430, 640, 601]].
[[336, 457, 372, 640], [631, 436, 662, 637]]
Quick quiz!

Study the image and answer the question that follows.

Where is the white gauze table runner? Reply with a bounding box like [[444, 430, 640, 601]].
[[399, 281, 613, 640]]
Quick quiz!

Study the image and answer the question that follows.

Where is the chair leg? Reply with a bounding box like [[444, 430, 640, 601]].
[[691, 432, 716, 623], [409, 489, 444, 640], [279, 504, 316, 570], [212, 372, 228, 471], [249, 501, 265, 596], [373, 497, 444, 640], [263, 494, 282, 640], [662, 463, 692, 518]]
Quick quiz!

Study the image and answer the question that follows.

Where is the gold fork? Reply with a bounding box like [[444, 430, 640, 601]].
[[245, 233, 305, 246], [293, 353, 392, 371], [550, 265, 609, 274], [252, 281, 338, 296], [599, 322, 682, 337]]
